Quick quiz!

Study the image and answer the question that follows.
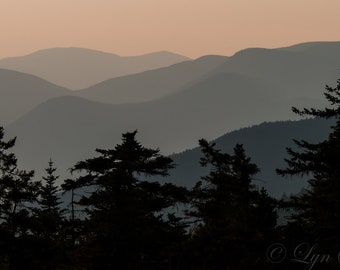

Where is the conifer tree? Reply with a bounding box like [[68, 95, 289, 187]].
[[32, 159, 66, 269], [35, 159, 64, 239], [60, 178, 86, 269], [71, 131, 188, 269], [61, 178, 79, 246], [188, 139, 277, 269], [0, 127, 39, 269], [277, 79, 340, 254]]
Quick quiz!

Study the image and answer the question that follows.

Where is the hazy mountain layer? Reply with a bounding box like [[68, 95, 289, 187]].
[[0, 48, 191, 89], [2, 41, 340, 195], [280, 41, 340, 61], [0, 55, 226, 125], [74, 55, 228, 104], [166, 118, 332, 198], [74, 42, 340, 110], [5, 72, 304, 180], [0, 69, 70, 125], [209, 46, 340, 103]]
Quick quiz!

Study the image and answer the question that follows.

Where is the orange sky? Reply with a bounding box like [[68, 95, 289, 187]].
[[1, 0, 340, 59]]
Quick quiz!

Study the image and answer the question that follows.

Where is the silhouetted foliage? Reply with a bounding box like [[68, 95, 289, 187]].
[[32, 159, 67, 269], [61, 178, 82, 248], [277, 79, 340, 258], [70, 131, 188, 269], [0, 127, 40, 269], [34, 160, 63, 239], [187, 139, 277, 269]]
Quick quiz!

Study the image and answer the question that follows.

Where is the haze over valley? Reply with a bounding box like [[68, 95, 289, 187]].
[[1, 41, 339, 198], [0, 48, 190, 89]]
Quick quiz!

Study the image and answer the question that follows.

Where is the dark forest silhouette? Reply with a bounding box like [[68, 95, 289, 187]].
[[1, 80, 340, 269]]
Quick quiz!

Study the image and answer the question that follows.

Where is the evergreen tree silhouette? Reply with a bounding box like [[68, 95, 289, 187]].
[[34, 159, 63, 239], [32, 159, 66, 269], [277, 79, 340, 256], [71, 130, 187, 269], [188, 139, 277, 269], [0, 127, 39, 269], [61, 178, 85, 269], [61, 179, 79, 246]]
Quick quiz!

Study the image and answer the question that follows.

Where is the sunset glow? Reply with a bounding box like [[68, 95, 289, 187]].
[[1, 0, 340, 58]]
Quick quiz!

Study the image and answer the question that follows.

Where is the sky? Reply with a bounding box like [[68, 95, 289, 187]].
[[1, 0, 340, 59]]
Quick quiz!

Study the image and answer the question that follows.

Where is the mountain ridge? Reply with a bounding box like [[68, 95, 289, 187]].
[[74, 55, 228, 104], [0, 68, 71, 125], [2, 41, 340, 196], [0, 47, 191, 89], [167, 118, 333, 198]]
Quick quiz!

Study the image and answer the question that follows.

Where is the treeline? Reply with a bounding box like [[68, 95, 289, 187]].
[[1, 80, 340, 269]]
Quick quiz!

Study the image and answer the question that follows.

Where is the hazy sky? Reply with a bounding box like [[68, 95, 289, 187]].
[[1, 0, 340, 59]]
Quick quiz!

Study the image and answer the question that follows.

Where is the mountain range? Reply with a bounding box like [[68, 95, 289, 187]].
[[74, 55, 228, 104], [0, 48, 190, 89], [0, 69, 70, 126], [1, 41, 339, 197], [5, 73, 295, 179], [167, 118, 333, 198]]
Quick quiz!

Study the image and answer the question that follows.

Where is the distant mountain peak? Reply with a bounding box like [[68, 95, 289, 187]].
[[0, 48, 190, 89], [28, 47, 121, 57], [278, 40, 340, 50], [139, 50, 188, 56], [1, 48, 190, 61], [231, 47, 274, 58]]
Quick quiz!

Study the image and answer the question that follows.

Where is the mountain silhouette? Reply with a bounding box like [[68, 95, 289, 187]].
[[74, 55, 228, 104], [209, 46, 340, 102], [72, 42, 339, 111], [167, 118, 333, 198], [0, 48, 190, 89], [4, 73, 301, 180], [5, 94, 331, 197], [0, 56, 226, 125], [280, 41, 340, 61], [0, 69, 70, 125], [2, 41, 340, 194]]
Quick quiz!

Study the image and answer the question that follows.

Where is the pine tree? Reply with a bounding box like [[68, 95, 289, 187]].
[[35, 159, 64, 239], [277, 79, 340, 255], [61, 178, 79, 247], [61, 178, 85, 269], [188, 139, 277, 269], [32, 159, 66, 269], [71, 131, 188, 269], [0, 127, 39, 269]]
